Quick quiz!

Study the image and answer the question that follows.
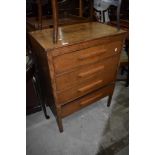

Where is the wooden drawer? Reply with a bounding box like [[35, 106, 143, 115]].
[[61, 84, 114, 117], [55, 55, 119, 92], [57, 65, 117, 105], [53, 41, 122, 74]]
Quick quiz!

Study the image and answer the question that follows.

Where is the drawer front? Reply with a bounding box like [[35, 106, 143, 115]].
[[53, 41, 122, 74], [56, 60, 117, 105], [61, 84, 114, 117], [55, 55, 119, 92]]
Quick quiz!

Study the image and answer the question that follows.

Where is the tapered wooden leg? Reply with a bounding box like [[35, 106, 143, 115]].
[[107, 95, 112, 107], [56, 107, 63, 133]]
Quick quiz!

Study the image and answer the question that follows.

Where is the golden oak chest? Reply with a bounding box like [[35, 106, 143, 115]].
[[29, 22, 126, 132]]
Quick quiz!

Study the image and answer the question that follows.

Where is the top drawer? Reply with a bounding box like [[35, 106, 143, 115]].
[[53, 41, 122, 74]]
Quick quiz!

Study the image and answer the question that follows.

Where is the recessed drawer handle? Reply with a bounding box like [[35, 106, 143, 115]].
[[80, 93, 103, 106], [78, 49, 106, 60], [78, 80, 103, 93], [78, 66, 105, 78]]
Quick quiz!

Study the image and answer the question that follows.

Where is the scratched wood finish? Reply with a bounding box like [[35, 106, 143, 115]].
[[29, 22, 126, 132]]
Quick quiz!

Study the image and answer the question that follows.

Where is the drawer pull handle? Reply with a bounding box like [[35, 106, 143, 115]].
[[79, 50, 106, 60], [78, 66, 105, 78], [80, 93, 103, 106], [78, 80, 103, 93]]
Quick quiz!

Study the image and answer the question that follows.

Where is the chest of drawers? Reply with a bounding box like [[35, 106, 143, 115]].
[[29, 22, 126, 132]]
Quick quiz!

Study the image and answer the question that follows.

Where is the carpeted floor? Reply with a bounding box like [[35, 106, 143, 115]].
[[26, 81, 129, 155]]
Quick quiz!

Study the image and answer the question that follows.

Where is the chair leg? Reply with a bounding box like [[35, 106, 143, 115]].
[[41, 101, 50, 119], [107, 95, 112, 107], [33, 76, 50, 119]]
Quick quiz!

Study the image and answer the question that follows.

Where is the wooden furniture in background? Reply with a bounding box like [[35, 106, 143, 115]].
[[26, 0, 94, 32], [26, 52, 50, 118], [29, 22, 126, 132], [26, 64, 41, 114], [26, 50, 41, 114]]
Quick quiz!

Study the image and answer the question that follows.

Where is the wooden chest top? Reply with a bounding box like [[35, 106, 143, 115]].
[[29, 22, 126, 51]]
